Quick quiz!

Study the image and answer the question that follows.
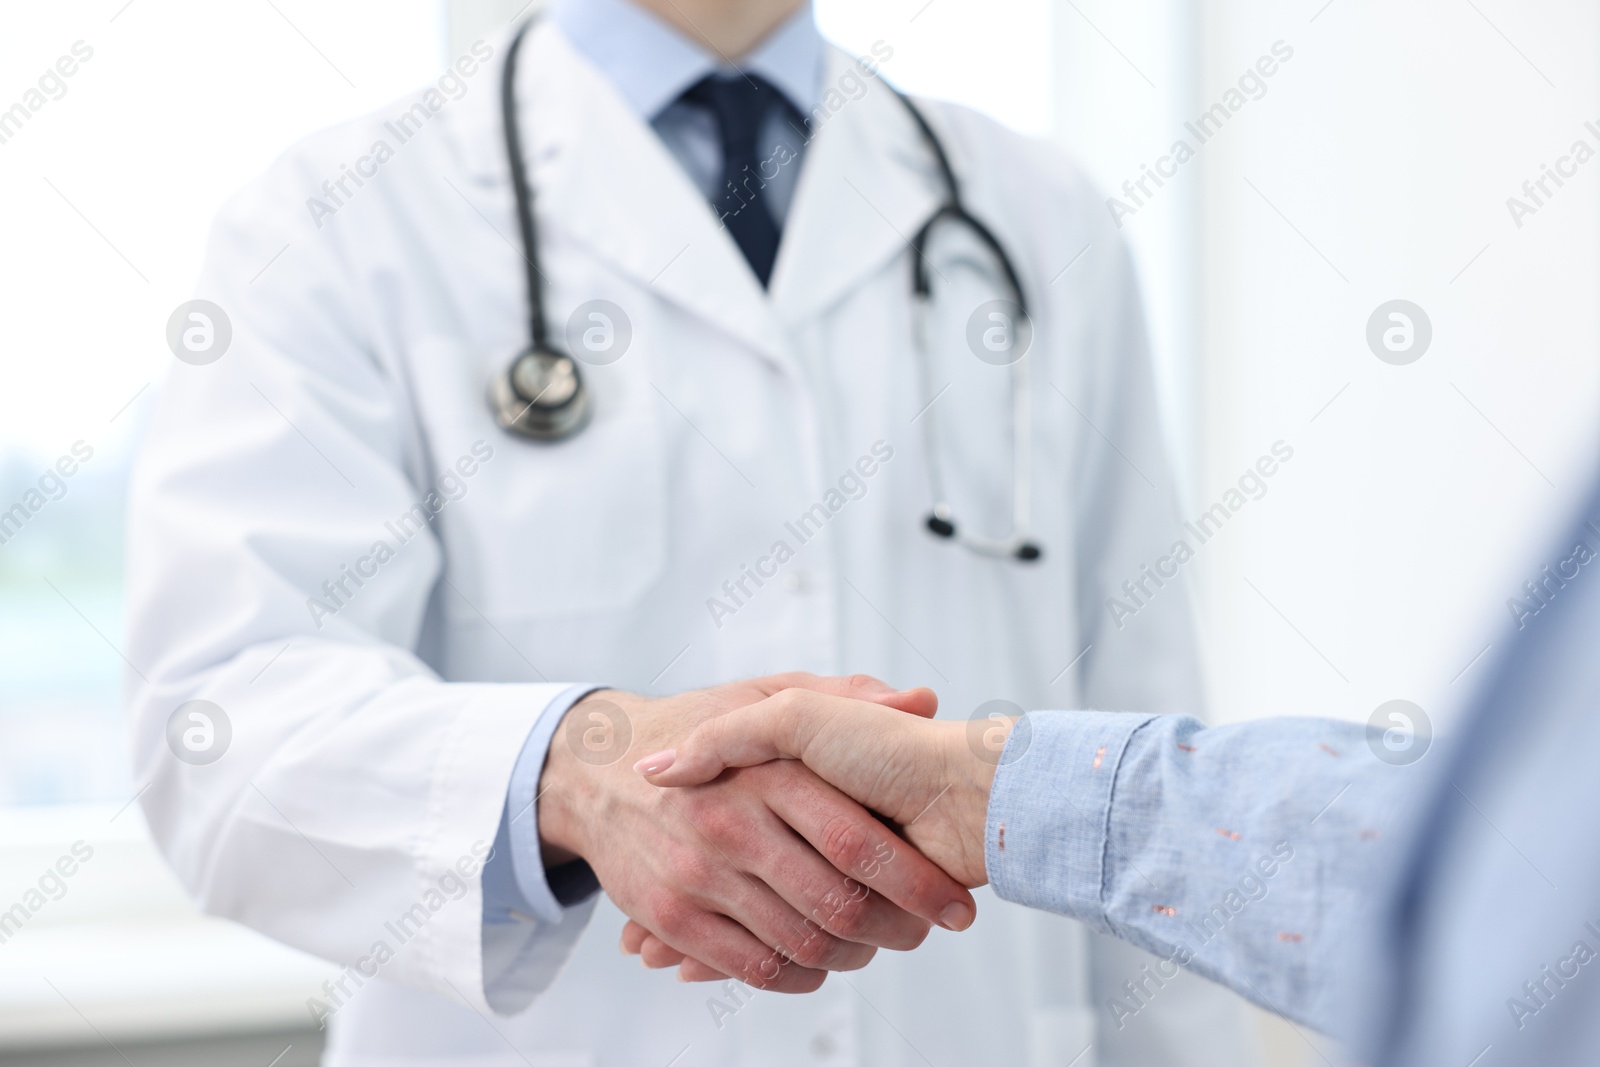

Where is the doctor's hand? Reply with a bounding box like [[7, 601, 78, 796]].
[[623, 692, 1007, 983], [536, 674, 978, 993]]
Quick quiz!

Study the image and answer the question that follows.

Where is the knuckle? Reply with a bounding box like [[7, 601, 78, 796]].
[[672, 788, 711, 822], [789, 942, 832, 971], [692, 799, 743, 843], [648, 893, 695, 939], [823, 894, 872, 940], [728, 761, 781, 792], [665, 843, 721, 893], [785, 927, 836, 970], [903, 863, 950, 910], [771, 687, 809, 715], [739, 946, 785, 988], [819, 813, 873, 873]]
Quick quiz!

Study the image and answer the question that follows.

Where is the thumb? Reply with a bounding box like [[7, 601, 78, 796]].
[[635, 698, 794, 787]]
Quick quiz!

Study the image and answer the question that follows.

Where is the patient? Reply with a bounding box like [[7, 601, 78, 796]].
[[623, 477, 1600, 1067]]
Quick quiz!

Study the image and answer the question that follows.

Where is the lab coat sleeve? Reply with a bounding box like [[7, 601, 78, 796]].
[[125, 153, 594, 1017], [485, 683, 602, 925], [481, 685, 604, 1013], [985, 710, 1407, 1036]]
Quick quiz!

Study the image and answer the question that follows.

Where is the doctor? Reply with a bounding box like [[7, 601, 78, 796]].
[[127, 0, 1259, 1064]]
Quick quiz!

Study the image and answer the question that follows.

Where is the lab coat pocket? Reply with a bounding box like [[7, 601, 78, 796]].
[[438, 356, 667, 622]]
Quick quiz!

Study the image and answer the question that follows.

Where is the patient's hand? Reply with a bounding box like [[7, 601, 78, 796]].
[[627, 689, 1006, 980]]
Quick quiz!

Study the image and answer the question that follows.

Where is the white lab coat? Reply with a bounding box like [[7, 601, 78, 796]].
[[127, 21, 1259, 1067]]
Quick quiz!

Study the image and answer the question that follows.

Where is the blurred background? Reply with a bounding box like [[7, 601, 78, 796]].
[[2, 0, 1596, 1063]]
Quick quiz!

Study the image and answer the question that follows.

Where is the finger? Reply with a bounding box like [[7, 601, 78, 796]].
[[687, 847, 878, 972], [750, 672, 938, 719], [678, 957, 730, 982], [640, 934, 730, 982], [758, 765, 977, 934], [635, 932, 685, 968], [639, 936, 687, 969], [644, 688, 899, 786], [868, 686, 938, 718], [811, 676, 936, 718], [649, 782, 880, 971], [717, 778, 928, 950], [649, 907, 829, 993], [620, 919, 651, 955], [636, 699, 803, 786], [634, 932, 728, 981]]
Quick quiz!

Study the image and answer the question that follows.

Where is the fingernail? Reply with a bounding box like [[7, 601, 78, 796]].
[[937, 901, 974, 931], [633, 749, 676, 775]]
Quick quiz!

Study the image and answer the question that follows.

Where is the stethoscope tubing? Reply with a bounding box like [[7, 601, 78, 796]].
[[494, 17, 1040, 561], [893, 93, 1040, 562], [502, 19, 548, 350]]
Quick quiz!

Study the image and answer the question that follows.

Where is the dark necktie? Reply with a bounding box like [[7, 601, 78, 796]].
[[680, 73, 794, 287]]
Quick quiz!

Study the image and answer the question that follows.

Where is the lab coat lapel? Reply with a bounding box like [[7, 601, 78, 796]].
[[458, 23, 788, 367], [769, 47, 944, 326]]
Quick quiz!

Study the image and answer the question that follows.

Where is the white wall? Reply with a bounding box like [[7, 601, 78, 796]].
[[1037, 0, 1600, 735], [0, 0, 442, 457], [1047, 0, 1202, 488], [1192, 0, 1600, 731]]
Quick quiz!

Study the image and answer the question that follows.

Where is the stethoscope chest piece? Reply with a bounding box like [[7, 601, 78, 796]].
[[490, 346, 590, 440]]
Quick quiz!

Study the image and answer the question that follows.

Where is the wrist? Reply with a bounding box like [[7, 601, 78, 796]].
[[536, 732, 585, 866], [537, 690, 627, 865], [940, 718, 1004, 884]]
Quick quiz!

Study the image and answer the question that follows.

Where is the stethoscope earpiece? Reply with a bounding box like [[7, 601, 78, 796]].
[[490, 346, 590, 440], [925, 510, 1043, 562]]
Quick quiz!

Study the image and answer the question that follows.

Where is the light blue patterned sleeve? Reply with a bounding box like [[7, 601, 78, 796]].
[[985, 710, 1413, 1035]]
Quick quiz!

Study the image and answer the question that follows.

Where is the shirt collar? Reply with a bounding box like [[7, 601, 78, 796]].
[[549, 0, 823, 122]]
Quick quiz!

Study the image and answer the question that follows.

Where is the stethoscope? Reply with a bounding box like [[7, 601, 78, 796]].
[[488, 20, 1041, 562]]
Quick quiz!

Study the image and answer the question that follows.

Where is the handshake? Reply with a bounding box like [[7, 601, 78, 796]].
[[537, 672, 1006, 992]]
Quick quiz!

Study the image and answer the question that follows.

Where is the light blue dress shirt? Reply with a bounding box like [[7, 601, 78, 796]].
[[553, 0, 823, 222], [987, 478, 1600, 1066], [482, 0, 826, 929]]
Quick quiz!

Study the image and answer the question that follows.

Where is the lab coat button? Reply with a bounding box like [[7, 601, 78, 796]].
[[785, 571, 809, 592]]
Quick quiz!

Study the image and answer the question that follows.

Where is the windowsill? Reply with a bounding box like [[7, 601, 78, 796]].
[[0, 804, 335, 1050]]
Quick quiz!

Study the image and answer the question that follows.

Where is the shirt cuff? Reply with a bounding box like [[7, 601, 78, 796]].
[[984, 710, 1158, 931], [482, 683, 604, 926]]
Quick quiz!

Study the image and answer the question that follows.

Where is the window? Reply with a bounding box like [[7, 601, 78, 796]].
[[0, 0, 444, 809]]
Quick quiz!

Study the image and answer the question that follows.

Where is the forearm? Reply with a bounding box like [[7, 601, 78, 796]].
[[985, 710, 1408, 1034], [129, 632, 582, 1013]]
